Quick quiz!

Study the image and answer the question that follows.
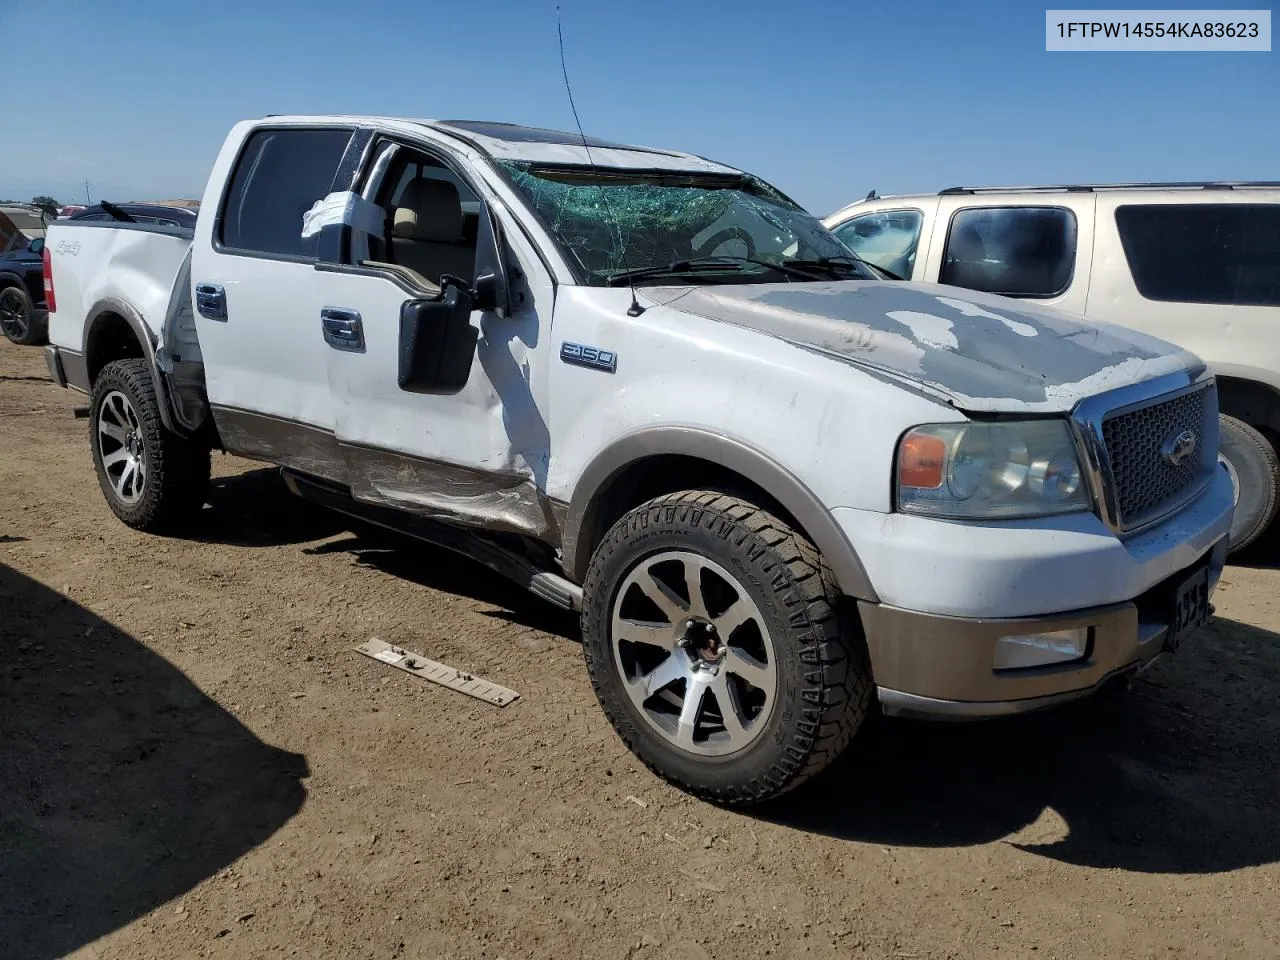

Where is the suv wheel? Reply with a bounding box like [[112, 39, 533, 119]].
[[1219, 415, 1280, 554], [90, 359, 211, 531], [581, 490, 872, 805], [0, 285, 45, 346]]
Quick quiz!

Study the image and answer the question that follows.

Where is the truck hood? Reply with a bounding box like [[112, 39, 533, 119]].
[[651, 280, 1201, 413]]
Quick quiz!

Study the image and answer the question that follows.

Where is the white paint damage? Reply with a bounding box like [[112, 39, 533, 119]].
[[663, 280, 1203, 413], [936, 295, 1037, 337], [886, 310, 958, 350]]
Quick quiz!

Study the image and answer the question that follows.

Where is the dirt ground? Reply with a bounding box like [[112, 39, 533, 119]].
[[1, 339, 1278, 960]]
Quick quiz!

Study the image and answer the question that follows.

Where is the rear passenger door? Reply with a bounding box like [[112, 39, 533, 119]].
[[190, 124, 359, 481], [922, 195, 1096, 315]]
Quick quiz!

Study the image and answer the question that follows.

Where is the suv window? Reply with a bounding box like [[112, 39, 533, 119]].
[[1115, 203, 1280, 307], [219, 127, 353, 259], [831, 209, 923, 279], [941, 206, 1077, 298]]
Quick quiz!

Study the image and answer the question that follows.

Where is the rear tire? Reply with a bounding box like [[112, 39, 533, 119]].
[[580, 490, 872, 806], [89, 359, 211, 531], [1219, 414, 1280, 554], [0, 285, 45, 346]]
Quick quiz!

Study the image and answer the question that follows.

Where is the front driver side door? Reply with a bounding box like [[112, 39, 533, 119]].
[[311, 137, 558, 541]]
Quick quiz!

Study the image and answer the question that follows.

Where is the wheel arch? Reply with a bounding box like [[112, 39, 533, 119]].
[[83, 298, 186, 436], [1216, 374, 1280, 440], [0, 269, 27, 291], [562, 427, 879, 602]]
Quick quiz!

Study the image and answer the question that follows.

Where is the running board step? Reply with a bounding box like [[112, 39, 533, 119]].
[[280, 468, 583, 612]]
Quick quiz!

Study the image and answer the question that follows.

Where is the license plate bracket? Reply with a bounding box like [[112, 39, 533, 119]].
[[1166, 564, 1210, 652]]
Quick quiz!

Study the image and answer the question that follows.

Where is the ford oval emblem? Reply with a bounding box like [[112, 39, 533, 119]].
[[1160, 428, 1198, 467]]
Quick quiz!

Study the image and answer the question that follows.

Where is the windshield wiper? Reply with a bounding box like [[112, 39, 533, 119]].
[[788, 254, 904, 281], [602, 255, 830, 286]]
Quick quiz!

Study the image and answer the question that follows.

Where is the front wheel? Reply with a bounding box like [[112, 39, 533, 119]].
[[581, 490, 872, 805], [89, 359, 211, 531]]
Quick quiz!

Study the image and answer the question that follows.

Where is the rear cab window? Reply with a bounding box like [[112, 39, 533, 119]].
[[941, 206, 1077, 298], [1115, 203, 1280, 306], [831, 209, 924, 279], [217, 127, 354, 260]]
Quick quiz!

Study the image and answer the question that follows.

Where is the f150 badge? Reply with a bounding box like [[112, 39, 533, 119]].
[[560, 341, 617, 374], [54, 240, 81, 256]]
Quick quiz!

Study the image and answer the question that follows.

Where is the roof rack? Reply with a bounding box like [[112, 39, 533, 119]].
[[939, 181, 1280, 195]]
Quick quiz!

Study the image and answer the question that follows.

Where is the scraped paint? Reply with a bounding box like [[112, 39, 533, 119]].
[[936, 295, 1037, 337], [886, 310, 959, 350], [656, 280, 1200, 413]]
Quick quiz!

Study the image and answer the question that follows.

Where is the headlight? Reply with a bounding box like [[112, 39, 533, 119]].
[[896, 420, 1090, 519]]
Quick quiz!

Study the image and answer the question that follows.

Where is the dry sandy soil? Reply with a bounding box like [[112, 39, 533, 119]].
[[2, 339, 1278, 960]]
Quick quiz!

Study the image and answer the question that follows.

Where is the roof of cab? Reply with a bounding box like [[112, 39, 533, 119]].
[[257, 114, 743, 175]]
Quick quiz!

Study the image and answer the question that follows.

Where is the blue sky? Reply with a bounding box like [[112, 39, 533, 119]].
[[1, 0, 1275, 214]]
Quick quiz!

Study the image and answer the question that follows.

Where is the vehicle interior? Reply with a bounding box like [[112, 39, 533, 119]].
[[365, 150, 481, 290]]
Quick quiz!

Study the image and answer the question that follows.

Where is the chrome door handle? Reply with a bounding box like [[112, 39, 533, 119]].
[[321, 306, 364, 352], [195, 283, 227, 321]]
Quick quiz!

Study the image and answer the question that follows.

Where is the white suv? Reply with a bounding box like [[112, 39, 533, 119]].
[[825, 183, 1280, 552]]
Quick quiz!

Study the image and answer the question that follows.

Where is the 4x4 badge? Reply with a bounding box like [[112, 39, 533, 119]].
[[1160, 428, 1198, 467]]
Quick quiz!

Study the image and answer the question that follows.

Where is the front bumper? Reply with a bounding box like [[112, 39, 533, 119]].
[[864, 534, 1228, 719]]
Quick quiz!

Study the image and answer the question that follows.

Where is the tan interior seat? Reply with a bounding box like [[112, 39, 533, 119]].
[[391, 179, 476, 287]]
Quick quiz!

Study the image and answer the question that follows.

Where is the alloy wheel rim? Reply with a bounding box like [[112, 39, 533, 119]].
[[97, 390, 147, 504], [610, 550, 778, 757], [0, 290, 28, 340]]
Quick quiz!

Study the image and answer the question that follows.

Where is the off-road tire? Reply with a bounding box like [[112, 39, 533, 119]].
[[89, 359, 211, 531], [1219, 414, 1280, 554], [581, 490, 873, 806], [0, 284, 45, 346]]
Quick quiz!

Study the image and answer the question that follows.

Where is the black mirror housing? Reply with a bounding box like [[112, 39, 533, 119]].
[[28, 237, 44, 254], [397, 284, 478, 393]]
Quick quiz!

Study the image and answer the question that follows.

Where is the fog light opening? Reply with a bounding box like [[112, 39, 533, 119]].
[[993, 627, 1090, 671]]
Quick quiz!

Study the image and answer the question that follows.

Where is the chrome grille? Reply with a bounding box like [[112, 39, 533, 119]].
[[1101, 384, 1214, 528]]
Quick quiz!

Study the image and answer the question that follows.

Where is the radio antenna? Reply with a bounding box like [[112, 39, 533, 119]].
[[556, 7, 644, 317]]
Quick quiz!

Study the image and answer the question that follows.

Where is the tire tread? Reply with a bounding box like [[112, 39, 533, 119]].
[[581, 489, 872, 806], [90, 359, 210, 531]]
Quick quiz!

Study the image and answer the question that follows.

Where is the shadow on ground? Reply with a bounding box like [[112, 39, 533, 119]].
[[763, 615, 1280, 875], [176, 466, 348, 549], [306, 532, 581, 640], [178, 468, 580, 637], [0, 563, 309, 960]]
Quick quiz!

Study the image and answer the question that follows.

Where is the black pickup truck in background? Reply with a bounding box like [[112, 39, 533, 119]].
[[0, 206, 50, 346]]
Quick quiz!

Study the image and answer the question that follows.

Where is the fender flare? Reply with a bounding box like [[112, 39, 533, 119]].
[[0, 269, 34, 298], [82, 297, 186, 436], [562, 426, 880, 602]]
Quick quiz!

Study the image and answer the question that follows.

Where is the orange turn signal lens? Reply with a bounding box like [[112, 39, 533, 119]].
[[898, 431, 946, 489]]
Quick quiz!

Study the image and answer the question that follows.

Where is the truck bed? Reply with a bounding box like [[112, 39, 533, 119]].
[[45, 220, 194, 356]]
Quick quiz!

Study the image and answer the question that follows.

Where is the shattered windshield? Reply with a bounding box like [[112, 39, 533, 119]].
[[498, 161, 874, 286]]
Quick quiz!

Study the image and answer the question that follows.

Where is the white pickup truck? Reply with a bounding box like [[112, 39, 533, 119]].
[[43, 116, 1233, 805]]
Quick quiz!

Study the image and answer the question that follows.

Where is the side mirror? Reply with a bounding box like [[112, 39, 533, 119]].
[[28, 237, 44, 255], [397, 283, 478, 393]]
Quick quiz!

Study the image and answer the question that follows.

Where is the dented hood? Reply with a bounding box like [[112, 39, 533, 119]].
[[654, 280, 1201, 413]]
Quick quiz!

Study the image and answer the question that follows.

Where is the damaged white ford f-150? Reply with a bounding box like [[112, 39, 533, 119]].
[[42, 116, 1233, 804]]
